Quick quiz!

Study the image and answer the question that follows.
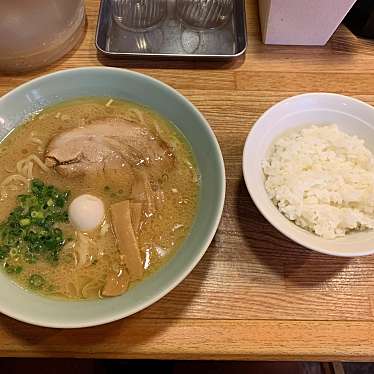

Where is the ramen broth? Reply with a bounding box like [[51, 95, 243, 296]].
[[0, 98, 199, 299]]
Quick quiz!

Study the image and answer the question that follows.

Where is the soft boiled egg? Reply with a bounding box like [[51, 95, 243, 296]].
[[68, 194, 105, 232]]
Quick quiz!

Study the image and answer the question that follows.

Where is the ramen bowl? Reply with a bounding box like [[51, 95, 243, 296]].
[[0, 67, 225, 328]]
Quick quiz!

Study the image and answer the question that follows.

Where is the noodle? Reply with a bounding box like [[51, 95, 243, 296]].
[[64, 275, 99, 298], [0, 174, 29, 186], [100, 221, 110, 237], [28, 154, 49, 172], [73, 233, 98, 268], [4, 167, 16, 173], [16, 154, 49, 177], [81, 279, 102, 299], [105, 99, 114, 107], [31, 137, 43, 145], [16, 160, 23, 175], [63, 241, 76, 251], [66, 281, 80, 298], [27, 162, 33, 180], [1, 154, 50, 200], [0, 174, 29, 200], [2, 155, 49, 196], [185, 160, 200, 184]]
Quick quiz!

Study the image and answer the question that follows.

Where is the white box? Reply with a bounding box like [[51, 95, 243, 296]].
[[258, 0, 357, 45]]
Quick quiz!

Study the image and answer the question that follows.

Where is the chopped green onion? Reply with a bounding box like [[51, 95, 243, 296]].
[[0, 247, 9, 260], [19, 218, 31, 226], [25, 253, 37, 264], [9, 248, 18, 257], [3, 263, 22, 274], [31, 211, 44, 219], [0, 179, 70, 265], [28, 274, 45, 289], [4, 263, 12, 273]]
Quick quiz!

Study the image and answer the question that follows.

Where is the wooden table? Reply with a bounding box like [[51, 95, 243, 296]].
[[1, 0, 374, 362]]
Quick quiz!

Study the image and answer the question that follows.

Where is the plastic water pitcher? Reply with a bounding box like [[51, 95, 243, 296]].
[[0, 0, 85, 73]]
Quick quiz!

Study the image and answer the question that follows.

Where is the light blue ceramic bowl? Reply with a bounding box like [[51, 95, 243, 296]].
[[0, 67, 225, 328]]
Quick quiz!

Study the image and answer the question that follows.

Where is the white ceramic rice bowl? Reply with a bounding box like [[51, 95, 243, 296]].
[[243, 93, 374, 257]]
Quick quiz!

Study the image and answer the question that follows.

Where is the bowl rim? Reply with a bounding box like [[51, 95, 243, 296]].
[[243, 92, 374, 258], [0, 67, 226, 328]]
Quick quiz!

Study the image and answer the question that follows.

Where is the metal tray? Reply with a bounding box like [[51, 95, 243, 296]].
[[96, 0, 247, 59]]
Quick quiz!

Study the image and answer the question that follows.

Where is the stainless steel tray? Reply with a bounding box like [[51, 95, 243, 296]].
[[96, 0, 247, 59]]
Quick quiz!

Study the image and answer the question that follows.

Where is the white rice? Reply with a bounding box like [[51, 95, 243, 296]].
[[263, 125, 374, 239]]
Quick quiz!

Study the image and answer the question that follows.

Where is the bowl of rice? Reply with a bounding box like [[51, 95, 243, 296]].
[[243, 93, 374, 257]]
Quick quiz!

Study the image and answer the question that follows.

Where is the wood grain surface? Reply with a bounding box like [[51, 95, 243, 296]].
[[1, 0, 374, 361]]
